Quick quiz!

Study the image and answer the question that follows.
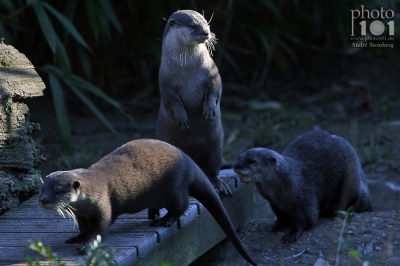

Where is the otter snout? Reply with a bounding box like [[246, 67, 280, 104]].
[[39, 195, 54, 210], [233, 163, 253, 184]]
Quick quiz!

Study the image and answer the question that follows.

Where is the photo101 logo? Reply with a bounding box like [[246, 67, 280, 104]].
[[350, 5, 395, 49]]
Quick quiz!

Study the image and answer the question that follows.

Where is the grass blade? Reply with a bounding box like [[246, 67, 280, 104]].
[[97, 0, 122, 33], [32, 1, 57, 53], [48, 72, 72, 152], [69, 83, 117, 134], [71, 74, 122, 109], [43, 2, 91, 52], [55, 36, 71, 72]]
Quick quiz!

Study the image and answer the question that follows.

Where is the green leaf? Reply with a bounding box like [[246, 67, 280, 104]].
[[71, 74, 122, 110], [48, 72, 72, 152], [73, 42, 92, 80], [260, 0, 284, 21], [255, 30, 271, 54], [85, 0, 101, 40], [274, 36, 298, 63], [55, 37, 71, 73], [97, 0, 122, 33], [32, 1, 57, 53], [42, 2, 91, 52], [69, 83, 117, 134], [348, 248, 360, 260]]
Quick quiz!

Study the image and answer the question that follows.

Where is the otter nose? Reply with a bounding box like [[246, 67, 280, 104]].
[[202, 30, 209, 37], [39, 197, 49, 205]]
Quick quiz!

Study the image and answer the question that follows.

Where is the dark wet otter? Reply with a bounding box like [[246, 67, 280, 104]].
[[39, 139, 257, 265], [156, 10, 230, 196], [234, 130, 372, 242]]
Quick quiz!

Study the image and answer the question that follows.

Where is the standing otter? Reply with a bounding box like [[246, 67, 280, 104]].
[[234, 130, 372, 242], [39, 139, 257, 265], [156, 10, 230, 196]]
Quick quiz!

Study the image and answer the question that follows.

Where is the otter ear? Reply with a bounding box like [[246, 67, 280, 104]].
[[267, 157, 277, 165], [73, 181, 81, 190]]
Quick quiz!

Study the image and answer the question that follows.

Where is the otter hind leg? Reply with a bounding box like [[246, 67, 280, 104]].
[[148, 208, 160, 220], [149, 195, 189, 227], [149, 211, 180, 227]]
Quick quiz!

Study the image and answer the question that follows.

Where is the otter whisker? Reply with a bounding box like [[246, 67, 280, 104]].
[[56, 206, 66, 218], [179, 42, 190, 66], [251, 173, 265, 190], [205, 33, 217, 57], [55, 202, 78, 228], [65, 206, 78, 228], [179, 44, 186, 66], [184, 44, 188, 65], [208, 12, 214, 25]]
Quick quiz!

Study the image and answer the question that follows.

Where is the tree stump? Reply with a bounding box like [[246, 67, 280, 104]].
[[0, 42, 45, 214]]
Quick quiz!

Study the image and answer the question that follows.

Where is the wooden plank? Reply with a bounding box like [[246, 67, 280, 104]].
[[0, 169, 247, 265]]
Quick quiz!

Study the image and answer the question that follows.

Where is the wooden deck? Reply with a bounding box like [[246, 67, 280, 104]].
[[0, 169, 254, 266]]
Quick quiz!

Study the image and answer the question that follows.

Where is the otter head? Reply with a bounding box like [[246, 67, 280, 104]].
[[162, 10, 217, 58], [234, 148, 278, 184], [39, 170, 82, 217], [163, 10, 212, 44]]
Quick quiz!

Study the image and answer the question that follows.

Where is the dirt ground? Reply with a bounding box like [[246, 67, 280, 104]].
[[27, 58, 400, 265]]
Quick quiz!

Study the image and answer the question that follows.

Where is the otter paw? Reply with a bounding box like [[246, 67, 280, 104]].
[[282, 225, 304, 243], [271, 220, 289, 232], [149, 218, 174, 227], [148, 208, 160, 220], [203, 105, 217, 120], [214, 179, 232, 197], [77, 244, 88, 255], [65, 233, 86, 244], [175, 116, 190, 130]]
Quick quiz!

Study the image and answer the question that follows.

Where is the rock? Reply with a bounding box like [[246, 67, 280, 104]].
[[0, 42, 45, 214]]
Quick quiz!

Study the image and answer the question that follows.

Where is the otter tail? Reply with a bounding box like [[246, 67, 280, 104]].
[[189, 173, 257, 266]]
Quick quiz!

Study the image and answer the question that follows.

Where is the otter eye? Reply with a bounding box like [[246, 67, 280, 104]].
[[247, 158, 256, 165], [188, 24, 197, 29]]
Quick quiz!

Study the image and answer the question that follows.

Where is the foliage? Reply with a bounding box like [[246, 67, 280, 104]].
[[26, 239, 65, 266], [26, 236, 116, 266], [0, 0, 392, 151], [0, 0, 126, 152]]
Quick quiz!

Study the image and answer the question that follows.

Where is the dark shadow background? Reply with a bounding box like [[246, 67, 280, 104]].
[[1, 0, 400, 205]]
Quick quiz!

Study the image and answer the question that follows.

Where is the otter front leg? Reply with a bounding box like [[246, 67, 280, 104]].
[[65, 215, 89, 244], [76, 210, 112, 254], [203, 85, 221, 121], [160, 87, 190, 129]]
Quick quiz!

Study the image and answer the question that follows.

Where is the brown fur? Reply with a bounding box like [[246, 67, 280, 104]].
[[39, 139, 257, 265]]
